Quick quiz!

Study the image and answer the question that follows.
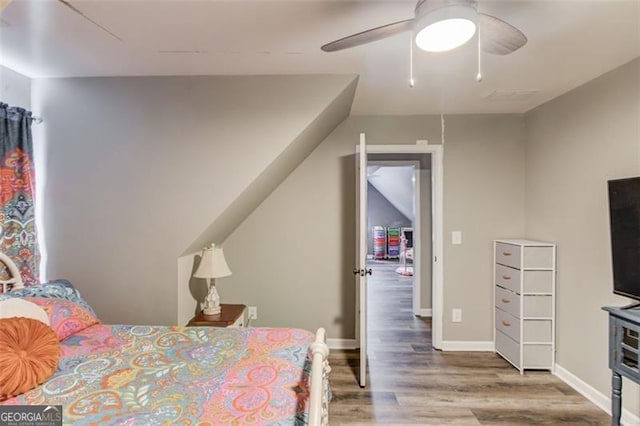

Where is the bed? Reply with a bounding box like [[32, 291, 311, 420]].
[[0, 253, 330, 425]]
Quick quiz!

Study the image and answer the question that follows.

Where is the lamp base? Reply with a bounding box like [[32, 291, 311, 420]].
[[203, 306, 221, 315], [203, 278, 222, 316]]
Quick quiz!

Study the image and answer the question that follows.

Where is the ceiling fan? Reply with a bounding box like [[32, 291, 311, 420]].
[[321, 0, 527, 56]]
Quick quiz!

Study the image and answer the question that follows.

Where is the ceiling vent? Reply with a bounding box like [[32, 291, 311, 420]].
[[483, 89, 539, 101]]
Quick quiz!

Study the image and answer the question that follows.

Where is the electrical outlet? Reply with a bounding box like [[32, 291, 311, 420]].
[[452, 308, 462, 323], [248, 306, 258, 320]]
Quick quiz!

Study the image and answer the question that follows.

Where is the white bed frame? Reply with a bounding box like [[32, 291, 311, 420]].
[[0, 252, 24, 293], [0, 253, 330, 425]]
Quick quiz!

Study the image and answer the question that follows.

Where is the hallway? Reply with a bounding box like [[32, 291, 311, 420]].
[[366, 260, 431, 352], [327, 261, 610, 425]]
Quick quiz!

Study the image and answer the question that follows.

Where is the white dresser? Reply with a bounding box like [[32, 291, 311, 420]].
[[494, 239, 556, 373]]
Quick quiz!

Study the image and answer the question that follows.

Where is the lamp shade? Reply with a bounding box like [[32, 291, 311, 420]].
[[194, 245, 232, 279]]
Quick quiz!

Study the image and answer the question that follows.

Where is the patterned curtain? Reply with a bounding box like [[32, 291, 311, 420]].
[[0, 103, 39, 286]]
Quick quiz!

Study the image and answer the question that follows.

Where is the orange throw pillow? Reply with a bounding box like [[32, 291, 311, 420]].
[[0, 317, 61, 401]]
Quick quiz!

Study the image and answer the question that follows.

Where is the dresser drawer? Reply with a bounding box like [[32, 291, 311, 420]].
[[495, 263, 520, 293], [496, 308, 520, 342], [523, 344, 553, 369], [524, 295, 553, 318], [496, 243, 555, 270], [523, 270, 554, 293], [496, 286, 520, 318], [523, 319, 552, 342], [496, 330, 520, 369], [231, 314, 245, 328], [496, 243, 521, 269], [522, 246, 554, 269]]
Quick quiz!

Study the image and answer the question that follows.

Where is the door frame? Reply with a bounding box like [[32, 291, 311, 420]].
[[366, 160, 422, 316], [360, 144, 444, 350]]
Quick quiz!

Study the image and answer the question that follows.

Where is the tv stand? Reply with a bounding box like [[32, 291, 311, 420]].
[[621, 302, 640, 310], [602, 306, 640, 426]]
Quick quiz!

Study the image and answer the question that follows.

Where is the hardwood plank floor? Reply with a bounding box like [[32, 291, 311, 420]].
[[328, 260, 609, 425]]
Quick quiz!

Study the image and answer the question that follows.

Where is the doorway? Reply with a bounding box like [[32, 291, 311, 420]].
[[366, 162, 424, 319], [355, 140, 444, 387]]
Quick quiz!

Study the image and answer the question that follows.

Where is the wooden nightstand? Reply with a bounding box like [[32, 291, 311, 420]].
[[188, 304, 247, 328]]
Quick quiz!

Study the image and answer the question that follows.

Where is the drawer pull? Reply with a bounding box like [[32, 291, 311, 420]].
[[502, 320, 511, 327], [501, 298, 511, 303], [502, 252, 512, 256], [501, 275, 512, 280]]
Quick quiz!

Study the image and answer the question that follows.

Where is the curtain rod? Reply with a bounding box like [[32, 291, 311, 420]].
[[33, 116, 43, 124]]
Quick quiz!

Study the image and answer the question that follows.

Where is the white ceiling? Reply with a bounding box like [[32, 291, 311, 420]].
[[1, 0, 639, 114]]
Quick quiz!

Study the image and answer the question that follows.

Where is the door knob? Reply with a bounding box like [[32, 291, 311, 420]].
[[366, 269, 372, 276], [353, 268, 360, 276]]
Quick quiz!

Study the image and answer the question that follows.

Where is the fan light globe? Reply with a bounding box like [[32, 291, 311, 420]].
[[415, 18, 476, 52]]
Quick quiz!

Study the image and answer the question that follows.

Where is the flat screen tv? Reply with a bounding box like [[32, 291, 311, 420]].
[[608, 176, 640, 301]]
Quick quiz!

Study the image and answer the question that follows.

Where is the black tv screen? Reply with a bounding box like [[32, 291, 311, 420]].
[[608, 177, 640, 301]]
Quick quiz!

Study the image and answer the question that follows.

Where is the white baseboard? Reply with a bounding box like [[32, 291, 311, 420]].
[[439, 341, 495, 351], [417, 308, 432, 317], [554, 364, 640, 426], [327, 338, 357, 350]]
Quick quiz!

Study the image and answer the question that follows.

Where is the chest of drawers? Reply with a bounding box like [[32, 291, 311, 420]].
[[494, 239, 556, 373]]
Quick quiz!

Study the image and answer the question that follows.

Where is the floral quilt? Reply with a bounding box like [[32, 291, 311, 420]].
[[3, 324, 315, 425]]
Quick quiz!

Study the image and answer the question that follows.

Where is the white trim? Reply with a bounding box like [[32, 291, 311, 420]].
[[431, 146, 444, 350], [413, 166, 421, 317], [554, 364, 640, 426], [327, 338, 358, 350], [358, 133, 368, 388], [440, 341, 495, 351], [418, 308, 432, 317], [367, 145, 441, 154]]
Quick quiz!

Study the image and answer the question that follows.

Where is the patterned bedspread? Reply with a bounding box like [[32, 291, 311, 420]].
[[4, 324, 314, 425]]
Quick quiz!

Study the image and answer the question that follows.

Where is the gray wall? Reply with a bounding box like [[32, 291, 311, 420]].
[[223, 114, 526, 340], [525, 58, 640, 416], [367, 182, 411, 255], [0, 65, 30, 109], [31, 74, 355, 325]]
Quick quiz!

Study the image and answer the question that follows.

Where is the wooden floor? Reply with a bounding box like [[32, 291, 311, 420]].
[[328, 260, 610, 425]]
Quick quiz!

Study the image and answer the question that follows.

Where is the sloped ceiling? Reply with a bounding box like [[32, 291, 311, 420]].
[[367, 166, 415, 221], [184, 77, 358, 254]]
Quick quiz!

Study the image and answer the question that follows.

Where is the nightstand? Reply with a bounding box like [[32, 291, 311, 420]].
[[188, 304, 247, 328]]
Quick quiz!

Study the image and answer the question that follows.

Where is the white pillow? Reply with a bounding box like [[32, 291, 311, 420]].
[[0, 299, 50, 325]]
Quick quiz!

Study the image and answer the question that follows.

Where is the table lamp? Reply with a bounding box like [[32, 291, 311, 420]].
[[193, 244, 232, 315]]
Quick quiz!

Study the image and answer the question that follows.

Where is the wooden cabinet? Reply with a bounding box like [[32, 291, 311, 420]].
[[494, 239, 556, 373], [188, 304, 247, 328]]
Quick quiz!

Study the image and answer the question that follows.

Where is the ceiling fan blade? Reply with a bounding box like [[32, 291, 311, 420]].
[[321, 19, 414, 52], [478, 13, 527, 55]]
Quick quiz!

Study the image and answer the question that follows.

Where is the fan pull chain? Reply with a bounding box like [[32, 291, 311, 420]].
[[409, 31, 415, 88], [476, 25, 483, 82]]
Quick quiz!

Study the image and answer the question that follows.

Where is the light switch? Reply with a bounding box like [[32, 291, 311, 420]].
[[452, 231, 462, 245]]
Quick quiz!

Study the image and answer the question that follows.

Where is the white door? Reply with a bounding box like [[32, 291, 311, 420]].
[[355, 133, 369, 387]]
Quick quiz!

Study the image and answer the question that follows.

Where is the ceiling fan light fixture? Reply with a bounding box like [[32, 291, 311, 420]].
[[416, 18, 476, 52], [414, 4, 477, 52]]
